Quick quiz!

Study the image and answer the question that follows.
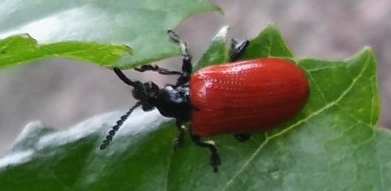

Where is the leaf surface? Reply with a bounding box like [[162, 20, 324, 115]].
[[0, 25, 388, 191], [0, 0, 219, 68]]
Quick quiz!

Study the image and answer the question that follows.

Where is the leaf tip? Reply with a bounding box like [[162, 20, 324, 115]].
[[213, 26, 230, 41]]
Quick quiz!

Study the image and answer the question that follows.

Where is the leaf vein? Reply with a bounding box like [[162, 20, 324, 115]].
[[221, 51, 370, 190]]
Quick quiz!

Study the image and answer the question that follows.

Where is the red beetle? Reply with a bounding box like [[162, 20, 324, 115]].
[[100, 30, 309, 172]]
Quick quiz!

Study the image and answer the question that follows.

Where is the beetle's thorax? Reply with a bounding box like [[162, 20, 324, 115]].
[[154, 84, 192, 121]]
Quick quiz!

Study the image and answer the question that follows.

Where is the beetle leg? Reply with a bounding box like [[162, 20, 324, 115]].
[[233, 133, 251, 142], [229, 39, 249, 62], [173, 120, 186, 149], [189, 129, 221, 172], [167, 30, 193, 86], [113, 68, 143, 88], [134, 65, 183, 76]]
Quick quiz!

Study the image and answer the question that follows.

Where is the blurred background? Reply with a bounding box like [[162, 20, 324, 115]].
[[1, 0, 390, 155]]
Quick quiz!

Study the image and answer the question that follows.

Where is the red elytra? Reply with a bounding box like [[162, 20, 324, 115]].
[[190, 58, 309, 136]]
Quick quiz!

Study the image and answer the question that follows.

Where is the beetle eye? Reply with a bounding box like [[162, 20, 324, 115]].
[[145, 81, 159, 91], [142, 81, 159, 97], [146, 81, 154, 88]]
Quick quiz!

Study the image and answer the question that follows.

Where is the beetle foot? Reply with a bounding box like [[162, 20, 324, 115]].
[[234, 134, 251, 142], [173, 123, 185, 149], [173, 137, 184, 149], [210, 151, 221, 173], [230, 39, 249, 62], [205, 140, 221, 172]]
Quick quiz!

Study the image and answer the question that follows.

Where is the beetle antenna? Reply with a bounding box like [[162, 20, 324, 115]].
[[100, 102, 141, 150]]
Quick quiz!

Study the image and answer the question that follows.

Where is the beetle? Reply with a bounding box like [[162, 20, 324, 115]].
[[100, 30, 309, 172]]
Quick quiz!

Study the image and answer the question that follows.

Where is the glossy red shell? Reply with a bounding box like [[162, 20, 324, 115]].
[[189, 58, 309, 137]]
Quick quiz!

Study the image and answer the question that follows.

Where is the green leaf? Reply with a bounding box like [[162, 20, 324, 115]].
[[0, 25, 389, 191], [0, 34, 130, 69], [0, 0, 220, 69], [195, 26, 230, 71], [241, 24, 293, 59]]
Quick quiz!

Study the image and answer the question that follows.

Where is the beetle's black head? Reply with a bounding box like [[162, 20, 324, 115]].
[[131, 81, 160, 111], [99, 69, 162, 150]]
